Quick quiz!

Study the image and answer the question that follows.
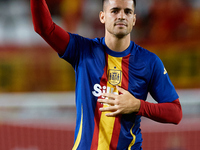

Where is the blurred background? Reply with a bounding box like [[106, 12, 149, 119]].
[[0, 0, 199, 149]]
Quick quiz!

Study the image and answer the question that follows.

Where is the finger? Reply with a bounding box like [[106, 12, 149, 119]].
[[116, 86, 126, 94], [99, 105, 117, 112], [101, 92, 117, 99], [98, 98, 116, 105], [105, 110, 121, 117]]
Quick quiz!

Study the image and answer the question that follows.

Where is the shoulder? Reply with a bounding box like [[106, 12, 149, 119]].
[[67, 33, 105, 58], [131, 42, 159, 64], [68, 33, 103, 46], [134, 43, 157, 57]]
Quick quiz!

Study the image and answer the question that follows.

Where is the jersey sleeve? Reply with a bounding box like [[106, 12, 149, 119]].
[[31, 0, 70, 55], [149, 56, 179, 103], [137, 98, 182, 124], [59, 33, 91, 69]]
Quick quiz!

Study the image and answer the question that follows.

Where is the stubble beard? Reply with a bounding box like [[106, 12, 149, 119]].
[[110, 29, 130, 39]]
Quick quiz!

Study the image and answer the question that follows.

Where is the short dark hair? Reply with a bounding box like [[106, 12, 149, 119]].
[[102, 0, 136, 9]]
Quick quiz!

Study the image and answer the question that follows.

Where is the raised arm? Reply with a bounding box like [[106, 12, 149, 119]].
[[31, 0, 70, 55]]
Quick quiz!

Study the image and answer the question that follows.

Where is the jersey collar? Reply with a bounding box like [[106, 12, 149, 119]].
[[102, 37, 134, 57]]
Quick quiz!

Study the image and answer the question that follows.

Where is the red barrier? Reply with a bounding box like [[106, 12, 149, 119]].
[[0, 117, 199, 150], [141, 117, 200, 150], [0, 123, 74, 150]]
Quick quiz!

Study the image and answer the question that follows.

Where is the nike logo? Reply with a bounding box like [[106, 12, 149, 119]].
[[164, 68, 167, 75]]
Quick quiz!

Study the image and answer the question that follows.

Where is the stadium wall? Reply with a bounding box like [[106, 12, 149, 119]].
[[0, 90, 199, 150]]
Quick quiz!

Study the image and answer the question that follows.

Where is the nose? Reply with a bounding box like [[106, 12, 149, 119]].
[[118, 10, 125, 20]]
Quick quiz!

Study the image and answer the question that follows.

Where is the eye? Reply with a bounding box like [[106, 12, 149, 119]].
[[111, 8, 119, 14], [125, 11, 132, 14], [125, 10, 133, 15], [111, 10, 116, 13], [111, 10, 118, 14]]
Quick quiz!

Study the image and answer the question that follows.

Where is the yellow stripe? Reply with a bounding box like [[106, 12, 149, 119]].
[[98, 55, 122, 150], [72, 106, 83, 150], [128, 124, 136, 150]]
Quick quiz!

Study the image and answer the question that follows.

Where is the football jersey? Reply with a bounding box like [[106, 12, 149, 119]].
[[59, 33, 179, 150]]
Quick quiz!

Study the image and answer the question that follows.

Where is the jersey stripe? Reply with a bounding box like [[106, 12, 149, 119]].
[[121, 54, 130, 90], [128, 124, 136, 150], [90, 102, 103, 149], [90, 54, 108, 150], [97, 55, 123, 150], [91, 54, 132, 150], [109, 54, 132, 149], [72, 106, 83, 150], [109, 116, 121, 149], [122, 54, 137, 149]]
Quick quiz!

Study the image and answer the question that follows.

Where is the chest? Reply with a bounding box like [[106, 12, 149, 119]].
[[80, 53, 150, 100]]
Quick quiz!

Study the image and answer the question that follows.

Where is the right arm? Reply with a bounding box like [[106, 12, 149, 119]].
[[31, 0, 70, 55]]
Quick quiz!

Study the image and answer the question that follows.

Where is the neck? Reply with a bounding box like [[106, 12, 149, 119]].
[[105, 34, 131, 52]]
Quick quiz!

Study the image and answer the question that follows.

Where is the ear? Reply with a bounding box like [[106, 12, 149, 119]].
[[99, 11, 105, 24], [133, 14, 136, 26]]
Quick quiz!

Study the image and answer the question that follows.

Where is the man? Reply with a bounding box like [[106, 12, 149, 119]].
[[31, 0, 182, 149]]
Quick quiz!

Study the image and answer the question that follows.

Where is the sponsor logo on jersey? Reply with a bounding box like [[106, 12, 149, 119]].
[[92, 84, 118, 97]]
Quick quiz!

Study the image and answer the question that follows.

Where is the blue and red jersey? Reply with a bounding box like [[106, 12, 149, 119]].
[[60, 33, 179, 150]]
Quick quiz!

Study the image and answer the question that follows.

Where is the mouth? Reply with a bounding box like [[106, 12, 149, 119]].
[[114, 22, 127, 27]]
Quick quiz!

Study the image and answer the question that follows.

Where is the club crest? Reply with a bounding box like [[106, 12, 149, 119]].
[[108, 69, 122, 85]]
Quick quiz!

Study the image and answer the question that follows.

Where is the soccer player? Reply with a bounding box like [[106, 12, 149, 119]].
[[31, 0, 182, 149]]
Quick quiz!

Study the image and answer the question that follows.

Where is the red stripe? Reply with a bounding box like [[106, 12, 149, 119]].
[[109, 54, 130, 149], [90, 102, 103, 149], [109, 116, 121, 149], [90, 54, 108, 149], [121, 54, 130, 90]]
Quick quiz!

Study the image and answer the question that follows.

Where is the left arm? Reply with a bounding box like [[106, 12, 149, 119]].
[[137, 98, 182, 124], [98, 86, 182, 125]]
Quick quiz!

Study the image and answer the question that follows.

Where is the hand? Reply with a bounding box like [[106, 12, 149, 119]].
[[98, 86, 141, 117]]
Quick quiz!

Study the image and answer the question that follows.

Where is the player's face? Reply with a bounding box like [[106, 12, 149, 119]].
[[100, 0, 136, 38]]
